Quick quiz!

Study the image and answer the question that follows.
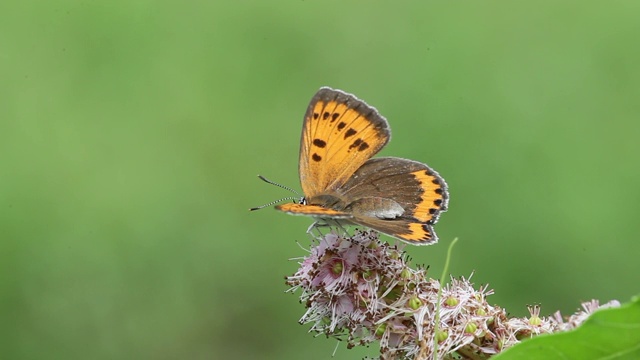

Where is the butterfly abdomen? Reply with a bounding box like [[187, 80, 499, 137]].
[[345, 197, 405, 220]]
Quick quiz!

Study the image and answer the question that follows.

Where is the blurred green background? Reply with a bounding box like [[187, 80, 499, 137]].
[[2, 1, 639, 359]]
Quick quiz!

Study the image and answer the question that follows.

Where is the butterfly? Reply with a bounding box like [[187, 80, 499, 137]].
[[270, 87, 449, 245]]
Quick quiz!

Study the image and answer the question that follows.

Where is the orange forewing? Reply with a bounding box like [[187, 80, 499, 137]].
[[298, 88, 390, 197]]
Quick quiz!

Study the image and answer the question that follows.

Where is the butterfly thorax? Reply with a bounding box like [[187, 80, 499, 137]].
[[305, 193, 348, 211]]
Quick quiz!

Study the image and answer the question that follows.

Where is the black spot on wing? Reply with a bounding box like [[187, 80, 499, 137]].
[[312, 139, 326, 148], [348, 138, 369, 151], [344, 128, 357, 138]]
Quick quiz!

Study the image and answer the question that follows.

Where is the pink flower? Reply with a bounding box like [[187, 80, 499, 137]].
[[285, 230, 619, 359]]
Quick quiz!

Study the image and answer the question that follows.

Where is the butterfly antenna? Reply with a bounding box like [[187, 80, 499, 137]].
[[256, 175, 301, 196], [249, 196, 299, 211], [250, 175, 303, 211]]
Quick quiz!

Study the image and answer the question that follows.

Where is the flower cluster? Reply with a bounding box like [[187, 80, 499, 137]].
[[285, 230, 619, 360]]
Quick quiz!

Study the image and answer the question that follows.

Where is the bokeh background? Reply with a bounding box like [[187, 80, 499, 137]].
[[2, 1, 639, 359]]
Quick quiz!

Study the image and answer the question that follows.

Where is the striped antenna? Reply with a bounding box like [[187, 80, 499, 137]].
[[256, 175, 301, 196], [250, 175, 302, 211]]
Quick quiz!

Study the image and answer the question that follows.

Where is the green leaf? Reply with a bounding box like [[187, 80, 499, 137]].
[[494, 297, 640, 360]]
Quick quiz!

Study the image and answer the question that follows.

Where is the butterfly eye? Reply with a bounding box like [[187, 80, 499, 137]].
[[299, 197, 308, 205]]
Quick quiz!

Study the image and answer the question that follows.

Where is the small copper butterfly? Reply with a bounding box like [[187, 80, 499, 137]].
[[266, 87, 449, 245]]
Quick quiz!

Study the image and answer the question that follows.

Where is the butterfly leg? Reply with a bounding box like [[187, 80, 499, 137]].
[[309, 218, 351, 239], [306, 221, 329, 240], [308, 220, 343, 240], [306, 221, 319, 234], [332, 220, 351, 238]]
